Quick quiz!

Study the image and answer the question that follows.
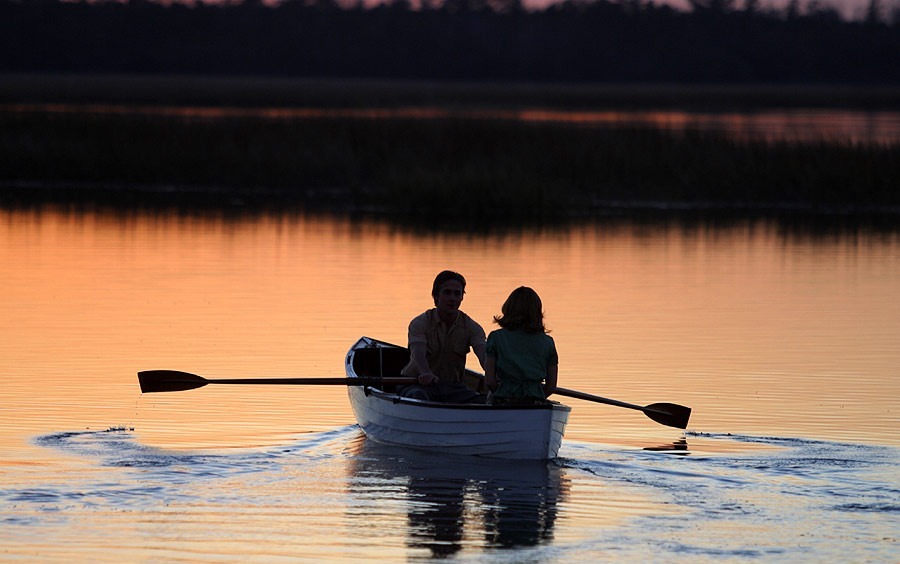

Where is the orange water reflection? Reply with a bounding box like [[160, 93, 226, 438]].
[[1, 208, 899, 462]]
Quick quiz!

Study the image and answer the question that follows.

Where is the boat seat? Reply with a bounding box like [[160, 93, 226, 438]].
[[352, 346, 410, 392], [353, 345, 486, 394]]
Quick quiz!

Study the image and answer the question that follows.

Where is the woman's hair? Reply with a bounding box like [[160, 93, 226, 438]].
[[493, 286, 547, 333]]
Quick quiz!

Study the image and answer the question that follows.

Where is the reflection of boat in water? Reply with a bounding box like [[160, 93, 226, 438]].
[[346, 436, 570, 556], [345, 337, 571, 460]]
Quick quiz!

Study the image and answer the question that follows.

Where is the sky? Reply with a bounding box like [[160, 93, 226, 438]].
[[650, 0, 875, 18], [540, 0, 886, 19], [459, 0, 882, 20], [240, 0, 889, 20]]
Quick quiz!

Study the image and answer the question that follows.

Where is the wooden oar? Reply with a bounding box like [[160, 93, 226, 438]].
[[138, 369, 416, 394], [554, 387, 691, 429], [138, 371, 691, 428]]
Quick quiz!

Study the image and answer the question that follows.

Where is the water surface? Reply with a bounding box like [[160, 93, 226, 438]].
[[1, 208, 898, 561]]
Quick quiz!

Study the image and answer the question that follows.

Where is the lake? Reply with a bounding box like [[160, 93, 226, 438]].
[[1, 207, 898, 561]]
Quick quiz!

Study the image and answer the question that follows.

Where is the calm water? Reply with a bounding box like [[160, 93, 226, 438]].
[[1, 208, 899, 561]]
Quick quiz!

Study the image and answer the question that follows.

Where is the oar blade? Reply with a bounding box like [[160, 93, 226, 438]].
[[138, 370, 208, 393], [644, 402, 692, 429]]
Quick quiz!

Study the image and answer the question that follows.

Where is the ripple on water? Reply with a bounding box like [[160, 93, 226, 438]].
[[3, 428, 898, 562]]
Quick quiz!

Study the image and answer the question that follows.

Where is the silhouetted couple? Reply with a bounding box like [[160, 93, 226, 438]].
[[398, 271, 558, 406]]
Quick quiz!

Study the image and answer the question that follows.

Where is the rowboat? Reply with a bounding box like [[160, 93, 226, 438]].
[[138, 342, 688, 457], [344, 336, 572, 460]]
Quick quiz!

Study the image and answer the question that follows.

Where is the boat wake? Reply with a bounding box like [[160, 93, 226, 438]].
[[553, 433, 900, 560], [7, 427, 898, 562], [35, 425, 363, 470]]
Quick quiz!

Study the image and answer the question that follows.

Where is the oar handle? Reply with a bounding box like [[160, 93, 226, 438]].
[[555, 387, 644, 411]]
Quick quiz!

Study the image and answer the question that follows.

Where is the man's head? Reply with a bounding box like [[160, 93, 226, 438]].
[[431, 271, 467, 304], [431, 271, 467, 320]]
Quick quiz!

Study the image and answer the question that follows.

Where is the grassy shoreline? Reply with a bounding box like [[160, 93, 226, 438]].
[[2, 76, 899, 226], [4, 74, 900, 111]]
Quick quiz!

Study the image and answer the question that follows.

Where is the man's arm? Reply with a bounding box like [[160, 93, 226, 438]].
[[468, 316, 487, 372], [484, 353, 498, 392], [472, 343, 487, 372], [409, 341, 439, 385]]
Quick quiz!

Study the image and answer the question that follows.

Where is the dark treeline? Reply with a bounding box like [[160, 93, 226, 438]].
[[2, 0, 899, 83]]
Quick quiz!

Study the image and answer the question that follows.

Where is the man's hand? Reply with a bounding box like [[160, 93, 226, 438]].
[[417, 373, 439, 386]]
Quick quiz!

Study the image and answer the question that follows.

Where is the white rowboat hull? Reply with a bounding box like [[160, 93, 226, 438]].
[[345, 336, 570, 460]]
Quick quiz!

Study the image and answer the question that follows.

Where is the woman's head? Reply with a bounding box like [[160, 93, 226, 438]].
[[494, 286, 546, 333]]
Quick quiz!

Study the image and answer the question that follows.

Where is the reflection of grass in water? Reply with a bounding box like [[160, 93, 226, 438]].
[[4, 75, 900, 110], [2, 110, 898, 222]]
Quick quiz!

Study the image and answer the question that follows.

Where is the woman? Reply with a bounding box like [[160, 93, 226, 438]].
[[485, 286, 558, 405]]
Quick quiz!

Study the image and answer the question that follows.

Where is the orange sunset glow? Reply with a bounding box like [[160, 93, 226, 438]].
[[2, 0, 899, 557]]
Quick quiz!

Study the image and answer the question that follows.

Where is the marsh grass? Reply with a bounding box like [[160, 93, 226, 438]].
[[4, 74, 900, 111], [2, 107, 899, 223]]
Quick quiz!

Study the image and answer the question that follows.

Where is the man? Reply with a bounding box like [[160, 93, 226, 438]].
[[399, 270, 487, 403]]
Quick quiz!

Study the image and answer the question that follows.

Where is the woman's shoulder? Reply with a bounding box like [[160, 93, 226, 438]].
[[522, 330, 555, 350], [490, 328, 549, 341], [487, 327, 509, 339], [536, 331, 555, 344]]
